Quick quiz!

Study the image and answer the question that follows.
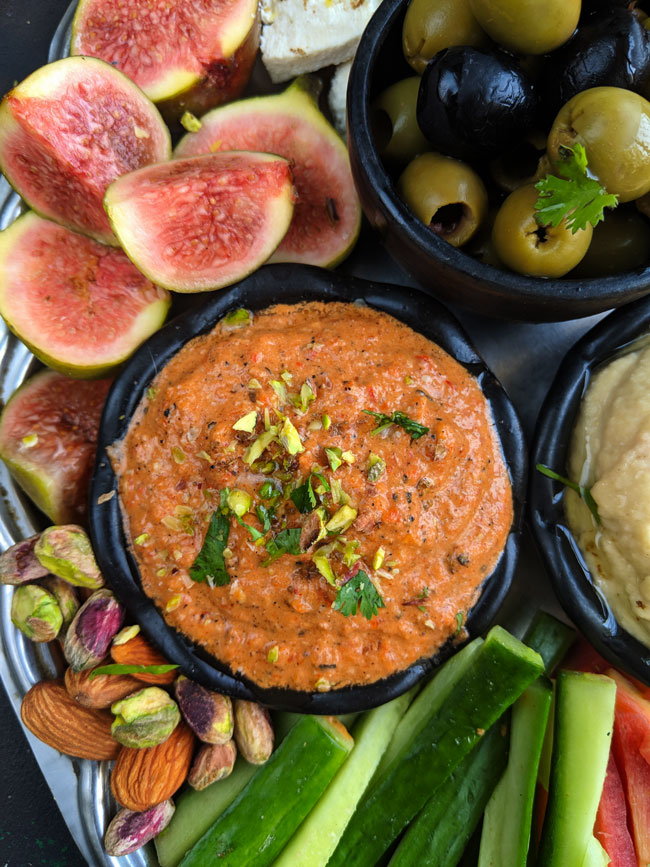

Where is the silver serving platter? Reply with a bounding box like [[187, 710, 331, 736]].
[[0, 2, 612, 864]]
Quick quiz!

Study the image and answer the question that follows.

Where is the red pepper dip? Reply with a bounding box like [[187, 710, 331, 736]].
[[113, 301, 513, 691]]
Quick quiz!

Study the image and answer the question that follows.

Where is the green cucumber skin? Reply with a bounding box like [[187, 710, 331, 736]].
[[478, 677, 553, 867], [178, 715, 352, 867], [390, 721, 509, 867], [523, 611, 574, 674], [328, 627, 544, 867], [537, 671, 616, 867]]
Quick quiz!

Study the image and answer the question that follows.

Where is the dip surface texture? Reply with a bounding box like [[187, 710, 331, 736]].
[[114, 301, 513, 691], [568, 339, 650, 647]]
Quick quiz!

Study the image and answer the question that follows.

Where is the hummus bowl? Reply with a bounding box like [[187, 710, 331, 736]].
[[530, 294, 650, 685], [90, 263, 525, 713]]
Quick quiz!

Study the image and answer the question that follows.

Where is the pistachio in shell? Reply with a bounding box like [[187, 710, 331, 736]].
[[174, 675, 234, 744], [10, 584, 63, 642], [34, 524, 103, 588], [188, 740, 237, 791], [64, 589, 125, 671], [41, 575, 79, 629], [0, 534, 49, 585], [104, 800, 175, 857], [233, 699, 274, 765], [111, 686, 180, 748]]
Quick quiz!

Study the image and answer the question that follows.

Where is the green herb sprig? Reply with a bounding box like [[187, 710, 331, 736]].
[[534, 143, 618, 234], [333, 569, 385, 620], [363, 409, 429, 440], [535, 463, 600, 524], [290, 472, 330, 514], [189, 511, 231, 586], [89, 663, 179, 680], [263, 528, 302, 565]]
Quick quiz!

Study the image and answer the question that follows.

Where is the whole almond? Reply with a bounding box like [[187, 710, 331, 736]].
[[64, 666, 141, 709], [111, 634, 176, 685], [21, 679, 120, 760], [111, 721, 195, 812]]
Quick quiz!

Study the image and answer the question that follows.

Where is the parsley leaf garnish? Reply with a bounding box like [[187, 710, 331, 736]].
[[290, 472, 330, 514], [535, 463, 600, 524], [89, 663, 179, 680], [333, 569, 385, 620], [263, 528, 302, 565], [363, 409, 429, 440], [189, 511, 231, 586], [534, 143, 618, 234]]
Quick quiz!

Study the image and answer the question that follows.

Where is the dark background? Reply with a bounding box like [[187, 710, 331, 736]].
[[0, 3, 91, 864]]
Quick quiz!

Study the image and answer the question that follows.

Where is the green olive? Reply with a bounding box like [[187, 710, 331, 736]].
[[468, 0, 580, 55], [402, 0, 487, 75], [548, 87, 650, 203], [398, 151, 488, 247], [492, 184, 593, 277], [371, 78, 429, 166], [570, 209, 650, 277]]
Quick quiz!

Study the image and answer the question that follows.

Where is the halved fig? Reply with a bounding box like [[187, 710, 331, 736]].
[[70, 0, 260, 124], [0, 370, 112, 524], [104, 152, 295, 293], [174, 78, 362, 267], [0, 57, 171, 245], [0, 213, 171, 378]]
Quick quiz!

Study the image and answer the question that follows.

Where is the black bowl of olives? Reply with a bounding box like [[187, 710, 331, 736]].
[[347, 0, 650, 321]]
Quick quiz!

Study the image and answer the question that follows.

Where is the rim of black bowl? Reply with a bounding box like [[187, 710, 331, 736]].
[[530, 293, 650, 683], [346, 0, 650, 321], [89, 263, 526, 713]]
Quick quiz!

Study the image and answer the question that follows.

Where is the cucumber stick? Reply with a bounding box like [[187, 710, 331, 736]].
[[477, 677, 552, 867], [328, 626, 544, 867], [275, 689, 415, 867], [582, 836, 611, 867], [537, 671, 616, 867], [523, 610, 574, 674], [390, 720, 509, 866], [178, 715, 353, 867]]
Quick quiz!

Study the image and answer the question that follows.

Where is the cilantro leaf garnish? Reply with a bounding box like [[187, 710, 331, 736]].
[[333, 569, 385, 620], [534, 143, 618, 234], [256, 504, 273, 532], [535, 463, 600, 524], [89, 663, 179, 680], [290, 472, 330, 514], [235, 513, 265, 541], [189, 511, 231, 586], [263, 528, 302, 565], [363, 409, 429, 440]]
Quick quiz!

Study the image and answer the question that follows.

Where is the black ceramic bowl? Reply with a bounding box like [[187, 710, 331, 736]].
[[530, 294, 650, 684], [346, 0, 650, 323], [89, 263, 526, 713]]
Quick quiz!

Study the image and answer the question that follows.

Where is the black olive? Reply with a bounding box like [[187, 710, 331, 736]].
[[417, 47, 538, 163], [542, 8, 650, 120]]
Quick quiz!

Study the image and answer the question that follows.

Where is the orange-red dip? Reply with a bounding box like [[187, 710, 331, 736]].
[[114, 302, 513, 691]]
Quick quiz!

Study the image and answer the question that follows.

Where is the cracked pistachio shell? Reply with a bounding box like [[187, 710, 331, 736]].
[[174, 675, 234, 744], [0, 534, 49, 585], [64, 589, 125, 670], [188, 740, 237, 790], [11, 584, 63, 642], [41, 575, 79, 628], [111, 686, 180, 748], [34, 524, 103, 588], [234, 700, 274, 765], [104, 800, 175, 857]]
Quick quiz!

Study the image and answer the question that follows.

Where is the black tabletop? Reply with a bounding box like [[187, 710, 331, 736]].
[[0, 5, 89, 865]]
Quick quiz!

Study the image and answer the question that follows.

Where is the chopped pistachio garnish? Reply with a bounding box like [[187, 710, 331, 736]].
[[227, 489, 253, 517], [279, 418, 304, 455], [156, 567, 167, 577], [225, 441, 237, 453], [325, 447, 342, 472], [146, 387, 157, 400], [315, 677, 331, 692], [113, 624, 140, 646], [281, 370, 293, 383], [425, 619, 436, 630], [134, 533, 149, 546], [330, 477, 350, 505], [290, 381, 316, 413], [180, 111, 202, 132], [259, 481, 275, 499], [313, 541, 339, 585], [326, 505, 358, 534], [404, 376, 414, 385], [308, 419, 323, 431], [21, 433, 38, 448], [244, 426, 278, 465], [367, 453, 386, 482], [322, 414, 331, 430], [267, 645, 279, 663], [342, 539, 361, 567], [270, 380, 288, 404], [223, 308, 251, 328], [223, 547, 234, 560], [248, 378, 262, 390], [232, 410, 258, 432], [197, 450, 212, 462], [341, 450, 356, 464], [165, 594, 181, 612], [372, 546, 386, 570], [172, 446, 186, 463], [264, 407, 271, 430], [162, 515, 185, 532]]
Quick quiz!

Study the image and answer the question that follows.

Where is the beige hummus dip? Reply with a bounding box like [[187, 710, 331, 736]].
[[567, 337, 650, 646]]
